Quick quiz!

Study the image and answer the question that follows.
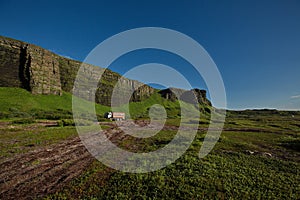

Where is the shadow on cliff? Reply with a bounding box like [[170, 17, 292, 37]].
[[19, 45, 31, 91]]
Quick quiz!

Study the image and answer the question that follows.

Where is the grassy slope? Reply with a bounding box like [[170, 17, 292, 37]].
[[122, 92, 210, 119], [0, 87, 210, 120], [0, 87, 109, 115]]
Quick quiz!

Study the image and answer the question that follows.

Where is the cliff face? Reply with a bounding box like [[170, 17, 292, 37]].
[[0, 36, 61, 95], [0, 35, 210, 107], [159, 88, 211, 106], [57, 55, 155, 106], [0, 36, 155, 106]]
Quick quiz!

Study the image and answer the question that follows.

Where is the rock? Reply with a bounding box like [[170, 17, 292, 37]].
[[262, 152, 272, 157], [191, 88, 212, 106], [159, 87, 212, 105], [0, 36, 62, 95], [245, 150, 255, 155], [244, 150, 273, 158], [0, 35, 211, 107], [159, 88, 186, 101], [0, 36, 156, 105]]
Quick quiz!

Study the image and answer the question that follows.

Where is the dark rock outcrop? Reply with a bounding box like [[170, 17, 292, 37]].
[[191, 88, 212, 106], [159, 88, 211, 105], [159, 88, 186, 102]]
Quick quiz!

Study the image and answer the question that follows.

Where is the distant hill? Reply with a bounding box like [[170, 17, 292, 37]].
[[0, 35, 211, 108]]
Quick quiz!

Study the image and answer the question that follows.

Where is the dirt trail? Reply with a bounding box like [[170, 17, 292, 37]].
[[0, 121, 180, 199], [1, 120, 293, 199], [0, 122, 125, 200], [0, 136, 93, 199]]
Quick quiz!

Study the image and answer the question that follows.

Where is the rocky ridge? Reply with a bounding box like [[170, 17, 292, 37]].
[[0, 35, 210, 106]]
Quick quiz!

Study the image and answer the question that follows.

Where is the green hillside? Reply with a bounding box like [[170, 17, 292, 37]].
[[0, 87, 210, 121], [0, 87, 109, 120]]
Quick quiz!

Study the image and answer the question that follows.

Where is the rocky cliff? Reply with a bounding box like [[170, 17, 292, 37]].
[[159, 88, 211, 106], [0, 36, 61, 95], [0, 36, 154, 106], [0, 35, 210, 106]]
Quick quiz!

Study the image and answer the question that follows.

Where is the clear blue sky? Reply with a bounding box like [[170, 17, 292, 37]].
[[1, 0, 300, 110]]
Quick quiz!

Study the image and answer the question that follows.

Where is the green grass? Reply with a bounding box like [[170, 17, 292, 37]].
[[0, 87, 211, 121], [0, 87, 110, 119], [115, 91, 210, 121], [46, 113, 300, 199], [0, 87, 72, 112], [88, 153, 298, 199], [0, 125, 77, 159], [1, 87, 299, 199], [47, 139, 300, 199], [0, 122, 106, 160]]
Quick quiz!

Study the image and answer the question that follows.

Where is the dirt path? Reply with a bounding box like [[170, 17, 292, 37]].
[[0, 136, 94, 199], [1, 120, 296, 199], [0, 122, 125, 200], [0, 121, 182, 199]]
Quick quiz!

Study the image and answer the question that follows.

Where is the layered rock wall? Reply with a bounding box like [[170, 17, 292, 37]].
[[0, 36, 155, 105], [0, 35, 210, 107], [0, 36, 61, 95]]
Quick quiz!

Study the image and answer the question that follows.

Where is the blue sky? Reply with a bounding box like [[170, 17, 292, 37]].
[[1, 0, 300, 110]]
